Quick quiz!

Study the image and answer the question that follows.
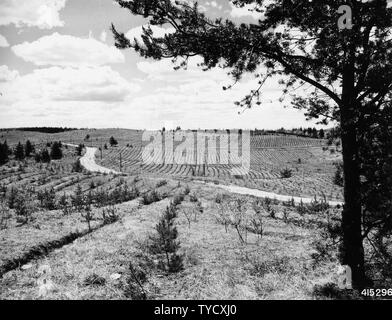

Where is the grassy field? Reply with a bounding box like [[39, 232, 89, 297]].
[[0, 129, 348, 300]]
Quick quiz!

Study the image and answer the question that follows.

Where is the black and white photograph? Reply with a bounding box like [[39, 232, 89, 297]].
[[0, 0, 391, 305]]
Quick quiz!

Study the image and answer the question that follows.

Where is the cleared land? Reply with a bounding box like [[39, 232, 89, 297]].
[[0, 129, 346, 300]]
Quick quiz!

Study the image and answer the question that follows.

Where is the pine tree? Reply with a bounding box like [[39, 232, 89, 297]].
[[50, 141, 63, 160], [40, 149, 51, 163], [76, 144, 84, 156], [0, 141, 9, 165], [109, 136, 118, 147], [149, 203, 183, 273], [14, 142, 25, 161], [72, 184, 84, 212], [25, 140, 34, 157]]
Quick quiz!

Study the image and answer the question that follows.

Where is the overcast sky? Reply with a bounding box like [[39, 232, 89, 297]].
[[0, 0, 326, 130]]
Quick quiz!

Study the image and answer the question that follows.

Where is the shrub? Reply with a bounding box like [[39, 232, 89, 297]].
[[72, 184, 84, 211], [109, 184, 139, 205], [81, 192, 94, 232], [141, 190, 161, 205], [0, 184, 6, 200], [76, 144, 84, 156], [0, 202, 11, 230], [14, 194, 33, 225], [37, 188, 56, 210], [283, 208, 289, 223], [58, 193, 71, 215], [101, 205, 119, 225], [227, 198, 248, 244], [251, 200, 263, 239], [93, 188, 108, 207], [296, 200, 307, 216], [280, 168, 293, 179], [72, 159, 83, 172], [308, 196, 330, 214], [109, 136, 118, 147], [7, 187, 19, 209], [283, 197, 295, 207], [215, 199, 230, 232], [83, 273, 106, 286], [172, 193, 184, 206], [189, 193, 198, 203], [156, 180, 167, 188]]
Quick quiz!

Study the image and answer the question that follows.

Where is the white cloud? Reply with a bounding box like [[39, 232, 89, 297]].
[[0, 0, 67, 29], [0, 65, 140, 104], [230, 3, 264, 20], [0, 65, 19, 82], [12, 33, 125, 67], [126, 25, 176, 46], [0, 34, 9, 47]]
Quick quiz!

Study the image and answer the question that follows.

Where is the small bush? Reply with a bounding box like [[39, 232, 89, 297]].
[[121, 262, 147, 300], [172, 193, 185, 206], [251, 200, 263, 239], [72, 159, 83, 173], [8, 187, 19, 209], [141, 190, 161, 205], [189, 193, 198, 203], [72, 184, 84, 211], [83, 273, 106, 286], [156, 180, 167, 188], [14, 194, 33, 225], [109, 136, 118, 147], [101, 205, 119, 225], [280, 168, 293, 179], [58, 193, 71, 215], [0, 202, 11, 230], [81, 192, 94, 232], [37, 188, 56, 210], [308, 196, 330, 214]]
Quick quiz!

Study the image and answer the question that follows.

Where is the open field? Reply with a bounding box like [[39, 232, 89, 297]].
[[0, 129, 352, 300], [1, 128, 342, 200]]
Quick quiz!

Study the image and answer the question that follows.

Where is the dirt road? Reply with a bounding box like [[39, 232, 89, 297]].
[[66, 143, 343, 205], [65, 144, 120, 175], [195, 181, 344, 206]]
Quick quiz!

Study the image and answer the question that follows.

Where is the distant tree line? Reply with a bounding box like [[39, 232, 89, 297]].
[[0, 127, 78, 134], [252, 127, 326, 139]]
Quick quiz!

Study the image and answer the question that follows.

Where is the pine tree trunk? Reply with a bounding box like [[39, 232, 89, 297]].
[[340, 121, 365, 288], [340, 54, 366, 288]]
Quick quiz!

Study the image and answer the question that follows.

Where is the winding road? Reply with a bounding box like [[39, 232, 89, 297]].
[[65, 144, 120, 175], [67, 144, 344, 206]]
